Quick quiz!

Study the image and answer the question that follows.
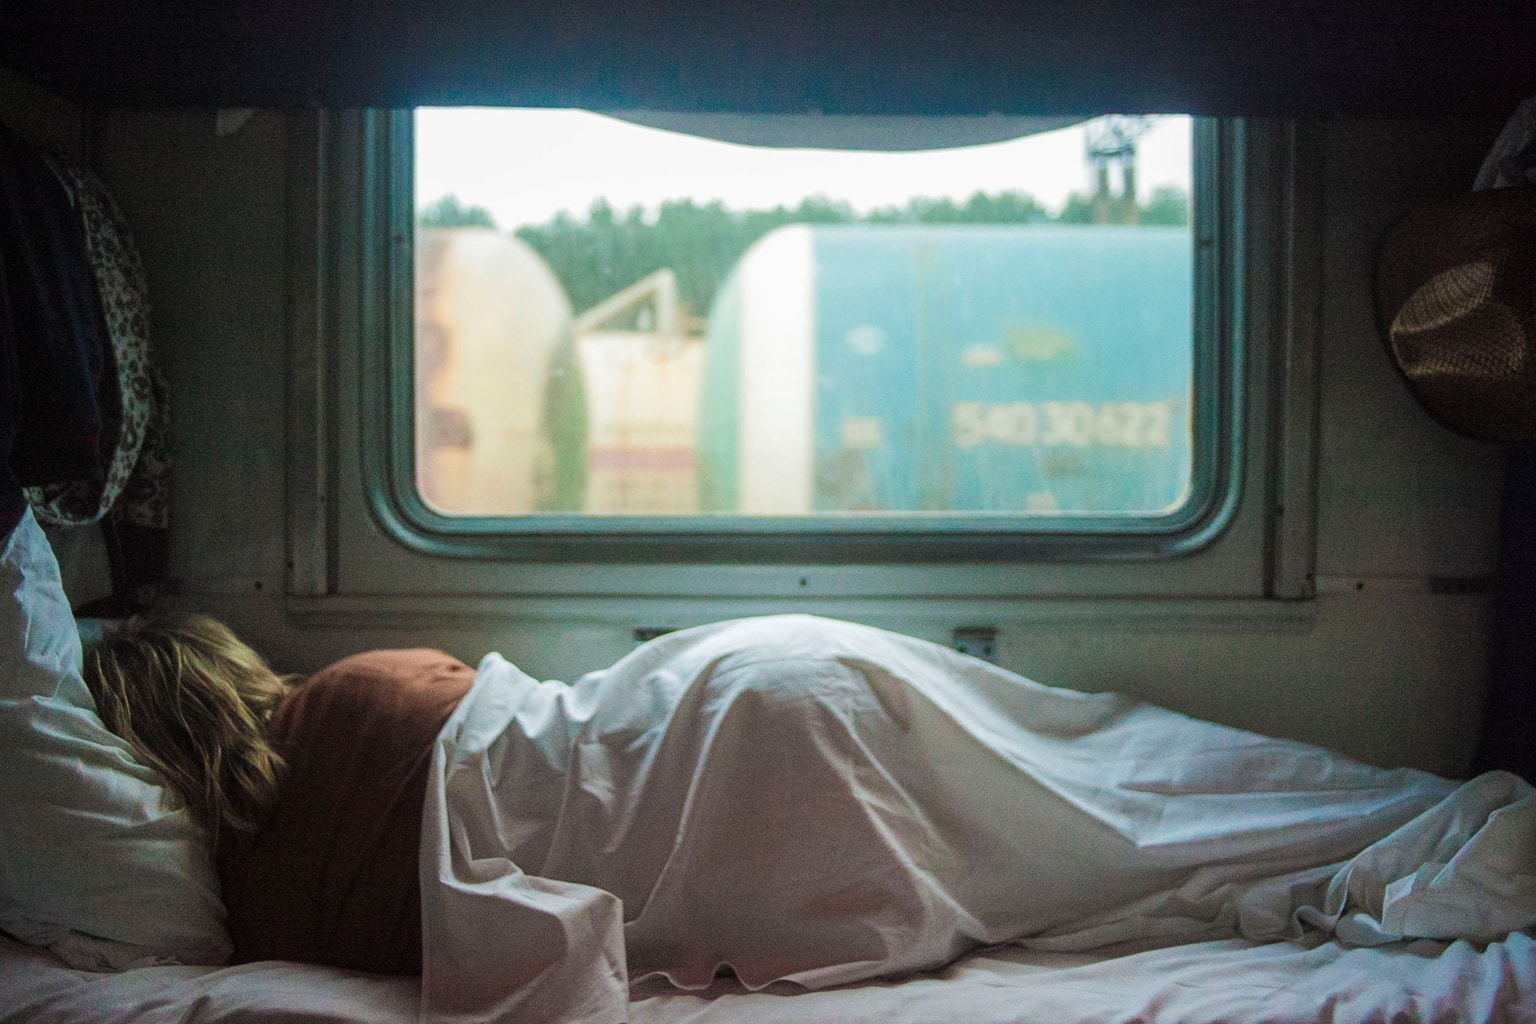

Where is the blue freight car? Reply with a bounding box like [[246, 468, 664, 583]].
[[697, 223, 1194, 517]]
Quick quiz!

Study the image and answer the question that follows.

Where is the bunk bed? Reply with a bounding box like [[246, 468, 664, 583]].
[[2, 7, 1534, 1023]]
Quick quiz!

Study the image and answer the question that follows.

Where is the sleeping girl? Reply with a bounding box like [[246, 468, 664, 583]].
[[78, 598, 1536, 1011]]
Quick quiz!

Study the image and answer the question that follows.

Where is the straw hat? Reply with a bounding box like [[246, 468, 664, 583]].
[[1374, 186, 1536, 442]]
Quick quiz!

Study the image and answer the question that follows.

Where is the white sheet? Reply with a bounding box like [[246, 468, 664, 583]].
[[419, 615, 1536, 1024], [0, 935, 418, 1024], [6, 931, 1535, 1024], [630, 932, 1536, 1023]]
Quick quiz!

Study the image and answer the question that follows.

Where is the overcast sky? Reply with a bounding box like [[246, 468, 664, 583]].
[[415, 109, 1192, 232]]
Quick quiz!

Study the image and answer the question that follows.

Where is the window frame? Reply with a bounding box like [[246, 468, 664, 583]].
[[358, 110, 1242, 566]]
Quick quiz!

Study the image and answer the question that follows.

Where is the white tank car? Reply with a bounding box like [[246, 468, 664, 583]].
[[414, 228, 574, 515]]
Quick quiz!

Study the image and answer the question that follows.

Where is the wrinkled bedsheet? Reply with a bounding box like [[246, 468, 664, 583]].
[[420, 615, 1536, 1024], [6, 931, 1535, 1024]]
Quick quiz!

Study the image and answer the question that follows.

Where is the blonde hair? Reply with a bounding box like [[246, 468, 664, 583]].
[[82, 614, 294, 846]]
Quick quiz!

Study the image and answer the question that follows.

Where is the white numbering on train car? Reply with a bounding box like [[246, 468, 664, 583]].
[[952, 400, 1175, 449]]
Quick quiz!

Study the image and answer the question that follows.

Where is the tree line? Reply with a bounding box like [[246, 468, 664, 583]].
[[418, 188, 1190, 320]]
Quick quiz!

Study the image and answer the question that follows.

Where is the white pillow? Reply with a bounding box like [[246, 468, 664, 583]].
[[0, 508, 231, 970]]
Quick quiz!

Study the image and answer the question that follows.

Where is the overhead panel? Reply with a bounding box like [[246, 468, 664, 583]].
[[0, 2, 1532, 116]]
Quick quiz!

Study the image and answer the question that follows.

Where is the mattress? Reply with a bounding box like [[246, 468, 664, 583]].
[[4, 930, 1533, 1024]]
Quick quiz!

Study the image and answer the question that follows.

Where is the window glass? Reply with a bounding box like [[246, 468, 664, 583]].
[[412, 110, 1194, 521]]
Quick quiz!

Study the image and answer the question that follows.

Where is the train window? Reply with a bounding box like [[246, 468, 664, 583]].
[[386, 109, 1232, 560]]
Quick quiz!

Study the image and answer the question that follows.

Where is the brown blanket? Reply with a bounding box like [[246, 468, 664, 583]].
[[219, 649, 475, 975]]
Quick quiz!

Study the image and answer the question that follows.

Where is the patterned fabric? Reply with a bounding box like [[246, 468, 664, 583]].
[[24, 165, 169, 531], [117, 357, 171, 531]]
